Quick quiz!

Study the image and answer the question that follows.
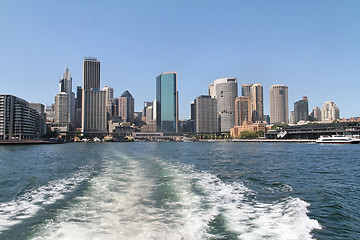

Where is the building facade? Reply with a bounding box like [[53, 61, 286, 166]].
[[156, 72, 178, 132], [270, 85, 289, 124], [55, 68, 75, 127], [250, 83, 264, 122], [194, 95, 217, 133], [310, 107, 321, 121], [82, 57, 107, 132], [321, 101, 340, 122], [294, 97, 309, 122], [235, 96, 250, 126], [29, 103, 46, 136], [0, 95, 40, 140], [211, 78, 238, 132], [118, 90, 135, 123]]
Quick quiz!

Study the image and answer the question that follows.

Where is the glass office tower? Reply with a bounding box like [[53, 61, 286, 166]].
[[156, 72, 178, 132]]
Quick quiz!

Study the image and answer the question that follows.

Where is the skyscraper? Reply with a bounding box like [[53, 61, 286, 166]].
[[83, 58, 100, 90], [55, 68, 75, 126], [270, 85, 288, 124], [102, 86, 114, 104], [321, 101, 340, 122], [211, 78, 238, 132], [82, 57, 106, 132], [156, 72, 178, 132], [250, 84, 264, 122], [311, 107, 321, 121], [194, 95, 217, 133], [118, 90, 135, 123], [241, 84, 252, 97], [294, 97, 309, 122], [235, 96, 250, 126], [75, 86, 82, 128]]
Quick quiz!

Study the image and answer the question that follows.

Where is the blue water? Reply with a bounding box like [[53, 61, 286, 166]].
[[0, 142, 359, 239]]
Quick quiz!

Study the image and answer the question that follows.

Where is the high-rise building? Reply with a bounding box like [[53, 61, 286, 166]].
[[294, 97, 309, 122], [210, 78, 238, 132], [102, 86, 114, 104], [241, 84, 252, 97], [321, 101, 340, 122], [0, 95, 39, 140], [83, 58, 100, 90], [119, 90, 135, 123], [311, 107, 321, 121], [250, 84, 264, 122], [270, 85, 288, 124], [55, 68, 75, 126], [29, 103, 47, 136], [235, 96, 250, 126], [54, 93, 69, 124], [194, 95, 217, 133], [75, 86, 82, 128], [156, 72, 178, 132], [82, 57, 107, 132], [208, 82, 216, 98]]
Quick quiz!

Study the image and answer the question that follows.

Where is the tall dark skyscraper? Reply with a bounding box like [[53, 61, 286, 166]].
[[156, 72, 178, 132], [294, 97, 309, 122], [82, 57, 106, 132], [83, 57, 100, 90]]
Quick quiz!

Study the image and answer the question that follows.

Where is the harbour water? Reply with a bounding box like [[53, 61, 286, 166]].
[[0, 142, 359, 239]]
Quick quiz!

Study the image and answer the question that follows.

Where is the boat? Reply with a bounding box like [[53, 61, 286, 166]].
[[93, 137, 101, 142], [316, 135, 360, 144]]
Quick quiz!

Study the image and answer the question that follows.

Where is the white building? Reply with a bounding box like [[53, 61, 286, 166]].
[[321, 101, 340, 122], [210, 78, 238, 132]]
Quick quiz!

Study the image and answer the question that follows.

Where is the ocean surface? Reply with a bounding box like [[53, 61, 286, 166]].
[[0, 142, 359, 240]]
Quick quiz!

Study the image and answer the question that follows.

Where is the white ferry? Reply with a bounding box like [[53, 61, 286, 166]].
[[316, 135, 360, 144]]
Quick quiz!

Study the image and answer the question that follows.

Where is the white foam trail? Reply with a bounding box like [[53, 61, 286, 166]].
[[32, 154, 321, 240], [0, 169, 91, 232], [187, 170, 322, 240]]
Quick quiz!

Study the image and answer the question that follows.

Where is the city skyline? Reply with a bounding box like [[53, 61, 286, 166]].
[[1, 1, 359, 119]]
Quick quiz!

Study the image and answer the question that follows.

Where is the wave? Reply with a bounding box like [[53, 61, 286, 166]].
[[0, 168, 92, 233]]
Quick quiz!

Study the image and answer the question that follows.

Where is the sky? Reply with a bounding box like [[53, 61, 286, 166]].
[[1, 0, 359, 119]]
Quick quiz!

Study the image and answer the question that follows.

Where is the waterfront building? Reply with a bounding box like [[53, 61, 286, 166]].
[[194, 95, 217, 133], [210, 78, 238, 132], [270, 85, 288, 124], [118, 90, 135, 123], [82, 57, 107, 132], [294, 97, 309, 122], [310, 107, 321, 121], [29, 103, 46, 136], [230, 121, 267, 138], [235, 96, 250, 126], [321, 101, 340, 122], [156, 72, 178, 132], [0, 94, 39, 140]]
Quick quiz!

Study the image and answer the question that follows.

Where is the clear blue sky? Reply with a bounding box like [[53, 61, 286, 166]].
[[1, 0, 359, 119]]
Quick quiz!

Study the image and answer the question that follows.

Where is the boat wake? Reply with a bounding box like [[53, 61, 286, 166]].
[[28, 151, 321, 240]]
